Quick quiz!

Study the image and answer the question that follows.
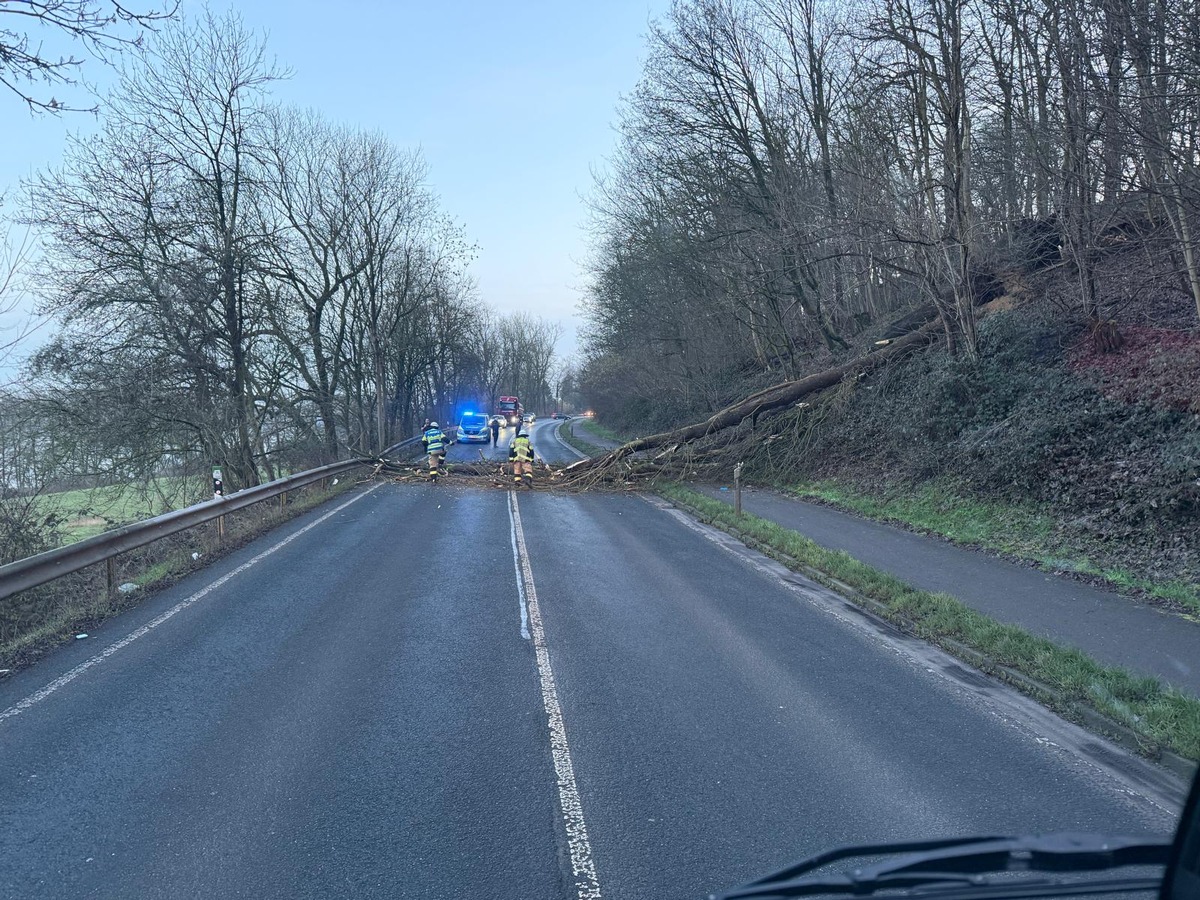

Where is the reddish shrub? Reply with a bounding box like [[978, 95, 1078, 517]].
[[1069, 325, 1200, 413]]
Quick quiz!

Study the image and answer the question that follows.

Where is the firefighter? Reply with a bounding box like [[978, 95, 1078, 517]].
[[422, 421, 448, 482], [508, 428, 536, 488]]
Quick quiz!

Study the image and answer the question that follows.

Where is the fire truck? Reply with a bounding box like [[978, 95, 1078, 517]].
[[495, 396, 523, 426]]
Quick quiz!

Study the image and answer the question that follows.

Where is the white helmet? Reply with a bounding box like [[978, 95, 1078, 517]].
[[430, 421, 439, 428]]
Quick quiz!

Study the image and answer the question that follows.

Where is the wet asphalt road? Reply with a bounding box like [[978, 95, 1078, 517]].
[[0, 422, 1184, 900], [440, 418, 585, 469], [692, 484, 1200, 696]]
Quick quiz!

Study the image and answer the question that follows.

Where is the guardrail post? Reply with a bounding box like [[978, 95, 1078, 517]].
[[734, 462, 744, 515], [106, 557, 116, 600], [217, 515, 225, 543], [280, 490, 287, 512]]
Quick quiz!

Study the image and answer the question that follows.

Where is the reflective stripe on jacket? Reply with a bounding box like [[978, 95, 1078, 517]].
[[424, 429, 446, 453], [509, 435, 533, 462]]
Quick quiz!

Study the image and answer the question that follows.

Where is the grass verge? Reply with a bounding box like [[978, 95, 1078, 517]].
[[556, 420, 610, 458], [580, 419, 627, 445], [1, 476, 362, 673], [789, 478, 1200, 616], [660, 482, 1200, 766]]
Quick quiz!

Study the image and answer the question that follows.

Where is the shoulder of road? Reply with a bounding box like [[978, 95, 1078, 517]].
[[555, 416, 618, 459], [562, 416, 1199, 769], [688, 483, 1199, 696]]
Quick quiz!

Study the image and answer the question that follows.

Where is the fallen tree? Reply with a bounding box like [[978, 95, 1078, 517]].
[[366, 452, 559, 488], [360, 315, 936, 491], [558, 319, 943, 485], [361, 311, 957, 491]]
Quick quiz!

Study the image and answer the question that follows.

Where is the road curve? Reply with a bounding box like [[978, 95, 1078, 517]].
[[430, 417, 585, 470]]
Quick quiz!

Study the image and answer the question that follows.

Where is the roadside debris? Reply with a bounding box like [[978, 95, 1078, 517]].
[[365, 457, 562, 489], [361, 443, 653, 493]]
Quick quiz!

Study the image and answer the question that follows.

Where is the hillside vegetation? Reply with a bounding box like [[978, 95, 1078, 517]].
[[591, 250, 1200, 600], [576, 0, 1200, 597]]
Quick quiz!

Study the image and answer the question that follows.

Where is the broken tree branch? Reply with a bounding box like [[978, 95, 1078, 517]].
[[561, 319, 942, 478]]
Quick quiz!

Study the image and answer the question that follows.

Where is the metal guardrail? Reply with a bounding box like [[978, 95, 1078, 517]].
[[381, 434, 423, 457], [381, 427, 457, 458], [0, 429, 452, 604], [0, 459, 366, 603]]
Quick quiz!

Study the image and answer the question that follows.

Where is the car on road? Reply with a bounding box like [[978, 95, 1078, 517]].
[[523, 413, 536, 424], [457, 412, 491, 443], [551, 412, 571, 419], [489, 414, 505, 428]]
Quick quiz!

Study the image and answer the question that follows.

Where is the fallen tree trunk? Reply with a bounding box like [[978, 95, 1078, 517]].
[[562, 319, 942, 478]]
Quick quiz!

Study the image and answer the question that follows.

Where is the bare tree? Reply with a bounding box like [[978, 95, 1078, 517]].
[[0, 0, 177, 113], [0, 391, 63, 564], [0, 222, 38, 375], [1112, 0, 1200, 320], [583, 0, 1200, 439], [1050, 0, 1103, 325], [28, 9, 283, 488], [858, 0, 982, 357], [341, 144, 475, 452], [258, 109, 371, 458], [635, 0, 849, 355]]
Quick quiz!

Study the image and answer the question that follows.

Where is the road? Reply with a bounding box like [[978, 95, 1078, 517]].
[[438, 417, 587, 469], [693, 484, 1200, 696], [0, 421, 1185, 899]]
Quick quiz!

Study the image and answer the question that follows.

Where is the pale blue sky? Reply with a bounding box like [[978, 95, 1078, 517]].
[[0, 0, 668, 367]]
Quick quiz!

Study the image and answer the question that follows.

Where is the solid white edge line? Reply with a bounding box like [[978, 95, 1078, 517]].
[[641, 494, 1185, 815], [549, 419, 589, 461], [0, 482, 383, 725], [508, 491, 603, 900]]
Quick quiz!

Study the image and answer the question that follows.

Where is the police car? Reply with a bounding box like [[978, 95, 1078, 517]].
[[457, 412, 491, 443]]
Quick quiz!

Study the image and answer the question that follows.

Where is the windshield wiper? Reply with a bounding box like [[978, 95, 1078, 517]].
[[711, 833, 1172, 899]]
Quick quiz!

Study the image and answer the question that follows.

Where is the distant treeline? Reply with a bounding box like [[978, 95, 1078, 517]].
[[2, 10, 572, 494]]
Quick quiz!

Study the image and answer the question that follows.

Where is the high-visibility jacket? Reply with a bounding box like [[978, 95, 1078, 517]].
[[509, 434, 534, 463], [423, 428, 447, 454]]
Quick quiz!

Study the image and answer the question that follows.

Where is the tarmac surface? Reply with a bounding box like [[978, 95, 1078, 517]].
[[564, 416, 1200, 698], [0, 422, 1184, 898], [693, 484, 1200, 696]]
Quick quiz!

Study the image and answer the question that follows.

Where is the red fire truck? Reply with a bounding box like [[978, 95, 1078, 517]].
[[495, 396, 523, 426]]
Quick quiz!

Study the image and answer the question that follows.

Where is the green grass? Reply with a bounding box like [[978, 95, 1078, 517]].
[[0, 589, 125, 667], [660, 482, 1200, 763], [36, 477, 200, 543], [789, 478, 1057, 550], [134, 559, 179, 587], [555, 417, 630, 458], [556, 420, 609, 458], [580, 419, 628, 444], [789, 478, 1200, 615]]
